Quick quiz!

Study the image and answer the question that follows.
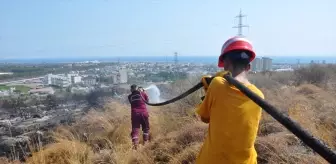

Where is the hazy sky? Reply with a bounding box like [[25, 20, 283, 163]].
[[0, 0, 335, 58]]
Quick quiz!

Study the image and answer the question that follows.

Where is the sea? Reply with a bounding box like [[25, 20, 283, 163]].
[[1, 56, 336, 64]]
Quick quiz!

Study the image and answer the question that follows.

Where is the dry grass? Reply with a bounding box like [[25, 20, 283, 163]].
[[20, 101, 205, 164], [3, 66, 336, 164], [27, 140, 93, 164], [0, 157, 21, 164], [255, 132, 325, 164]]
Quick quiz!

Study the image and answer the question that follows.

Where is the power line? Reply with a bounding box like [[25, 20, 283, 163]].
[[174, 52, 178, 65], [233, 9, 249, 36]]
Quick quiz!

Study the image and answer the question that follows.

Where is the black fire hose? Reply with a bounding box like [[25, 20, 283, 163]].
[[140, 74, 336, 163], [141, 82, 204, 106], [223, 74, 336, 164]]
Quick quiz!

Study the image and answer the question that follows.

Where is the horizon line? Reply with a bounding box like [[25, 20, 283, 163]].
[[2, 54, 336, 60]]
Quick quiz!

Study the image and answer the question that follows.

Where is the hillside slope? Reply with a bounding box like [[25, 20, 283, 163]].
[[4, 66, 336, 164], [24, 83, 335, 164]]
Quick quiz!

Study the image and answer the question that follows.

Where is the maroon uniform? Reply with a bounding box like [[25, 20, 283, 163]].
[[128, 90, 150, 147]]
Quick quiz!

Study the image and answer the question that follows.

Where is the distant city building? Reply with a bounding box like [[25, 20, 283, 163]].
[[67, 74, 82, 84], [9, 87, 15, 93], [296, 59, 301, 68], [274, 68, 294, 72], [250, 57, 273, 72], [0, 72, 13, 75], [71, 76, 82, 84], [112, 74, 118, 84], [71, 86, 91, 94], [83, 77, 97, 86], [251, 58, 262, 72], [28, 87, 55, 95], [0, 91, 10, 97], [262, 57, 272, 71], [52, 76, 71, 88], [0, 86, 14, 97], [44, 74, 71, 88], [118, 69, 128, 84], [137, 74, 145, 78], [67, 74, 77, 79], [45, 74, 52, 85]]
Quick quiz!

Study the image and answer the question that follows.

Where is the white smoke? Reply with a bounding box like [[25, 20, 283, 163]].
[[144, 84, 163, 103]]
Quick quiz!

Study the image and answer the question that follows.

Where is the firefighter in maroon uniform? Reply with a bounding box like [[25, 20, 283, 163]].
[[128, 84, 150, 149]]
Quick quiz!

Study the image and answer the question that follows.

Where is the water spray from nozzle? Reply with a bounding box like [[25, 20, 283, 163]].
[[143, 84, 163, 103]]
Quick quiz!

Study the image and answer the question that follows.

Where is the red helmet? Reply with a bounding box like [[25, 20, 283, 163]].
[[218, 36, 256, 67]]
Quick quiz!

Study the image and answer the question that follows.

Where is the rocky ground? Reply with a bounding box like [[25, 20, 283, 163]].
[[0, 105, 87, 161]]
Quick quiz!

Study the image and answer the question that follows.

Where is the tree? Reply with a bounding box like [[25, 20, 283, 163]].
[[29, 96, 41, 107], [45, 94, 58, 110], [86, 90, 101, 107], [2, 99, 14, 109], [71, 93, 85, 108], [66, 86, 71, 93], [11, 95, 28, 117], [294, 64, 331, 86]]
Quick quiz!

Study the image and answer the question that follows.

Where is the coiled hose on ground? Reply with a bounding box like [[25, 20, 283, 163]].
[[140, 74, 336, 164]]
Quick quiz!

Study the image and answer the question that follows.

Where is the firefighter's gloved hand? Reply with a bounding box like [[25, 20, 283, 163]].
[[197, 96, 205, 109], [138, 87, 145, 92], [201, 75, 213, 92], [199, 72, 231, 104]]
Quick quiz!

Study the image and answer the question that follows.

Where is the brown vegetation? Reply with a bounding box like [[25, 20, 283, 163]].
[[4, 64, 336, 164]]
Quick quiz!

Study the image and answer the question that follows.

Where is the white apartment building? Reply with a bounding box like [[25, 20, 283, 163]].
[[71, 76, 82, 84], [262, 57, 273, 71], [118, 69, 128, 84], [112, 74, 118, 84], [251, 58, 262, 72], [82, 77, 97, 86], [28, 87, 55, 95], [251, 57, 273, 72], [67, 74, 82, 84], [45, 74, 71, 88]]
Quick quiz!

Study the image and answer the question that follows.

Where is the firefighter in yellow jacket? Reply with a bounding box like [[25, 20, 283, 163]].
[[196, 36, 264, 164]]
